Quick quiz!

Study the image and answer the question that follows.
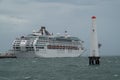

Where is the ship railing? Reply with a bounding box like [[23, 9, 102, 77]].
[[47, 45, 79, 50], [48, 41, 80, 46]]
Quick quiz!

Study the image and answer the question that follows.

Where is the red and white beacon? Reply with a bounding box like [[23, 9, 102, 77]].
[[89, 16, 100, 65]]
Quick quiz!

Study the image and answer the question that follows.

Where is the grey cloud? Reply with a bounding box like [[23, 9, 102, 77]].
[[0, 15, 29, 24]]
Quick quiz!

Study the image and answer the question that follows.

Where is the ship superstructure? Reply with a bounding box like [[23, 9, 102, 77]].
[[12, 27, 84, 58]]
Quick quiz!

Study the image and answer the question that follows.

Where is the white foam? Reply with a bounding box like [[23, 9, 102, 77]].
[[24, 76, 31, 79], [113, 74, 119, 77]]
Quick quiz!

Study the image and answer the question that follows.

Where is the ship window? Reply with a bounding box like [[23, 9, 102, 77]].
[[26, 47, 34, 51], [36, 47, 44, 49], [40, 47, 44, 49], [81, 47, 84, 50], [13, 47, 20, 51], [16, 47, 20, 49]]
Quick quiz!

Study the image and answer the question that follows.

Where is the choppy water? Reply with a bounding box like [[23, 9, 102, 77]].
[[0, 56, 120, 80]]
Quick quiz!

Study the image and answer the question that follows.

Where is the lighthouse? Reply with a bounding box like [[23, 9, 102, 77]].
[[89, 16, 100, 65]]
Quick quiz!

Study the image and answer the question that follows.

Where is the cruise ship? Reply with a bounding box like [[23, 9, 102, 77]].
[[12, 27, 84, 58]]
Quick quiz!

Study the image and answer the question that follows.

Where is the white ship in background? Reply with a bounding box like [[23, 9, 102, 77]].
[[12, 27, 84, 58]]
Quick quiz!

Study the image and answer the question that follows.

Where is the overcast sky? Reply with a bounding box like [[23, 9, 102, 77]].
[[0, 0, 120, 56]]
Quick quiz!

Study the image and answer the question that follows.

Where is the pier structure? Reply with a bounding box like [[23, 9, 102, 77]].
[[89, 16, 100, 65], [0, 51, 16, 59]]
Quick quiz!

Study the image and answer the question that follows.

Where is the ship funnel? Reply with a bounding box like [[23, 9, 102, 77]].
[[41, 26, 46, 30], [38, 26, 50, 36]]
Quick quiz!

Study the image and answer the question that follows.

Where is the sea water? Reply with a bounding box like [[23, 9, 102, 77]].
[[0, 56, 120, 80]]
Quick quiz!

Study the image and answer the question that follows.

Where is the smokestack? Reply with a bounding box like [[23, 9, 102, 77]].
[[38, 26, 50, 36], [88, 16, 100, 65]]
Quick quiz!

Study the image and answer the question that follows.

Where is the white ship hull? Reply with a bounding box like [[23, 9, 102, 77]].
[[35, 49, 84, 58], [14, 49, 84, 58]]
